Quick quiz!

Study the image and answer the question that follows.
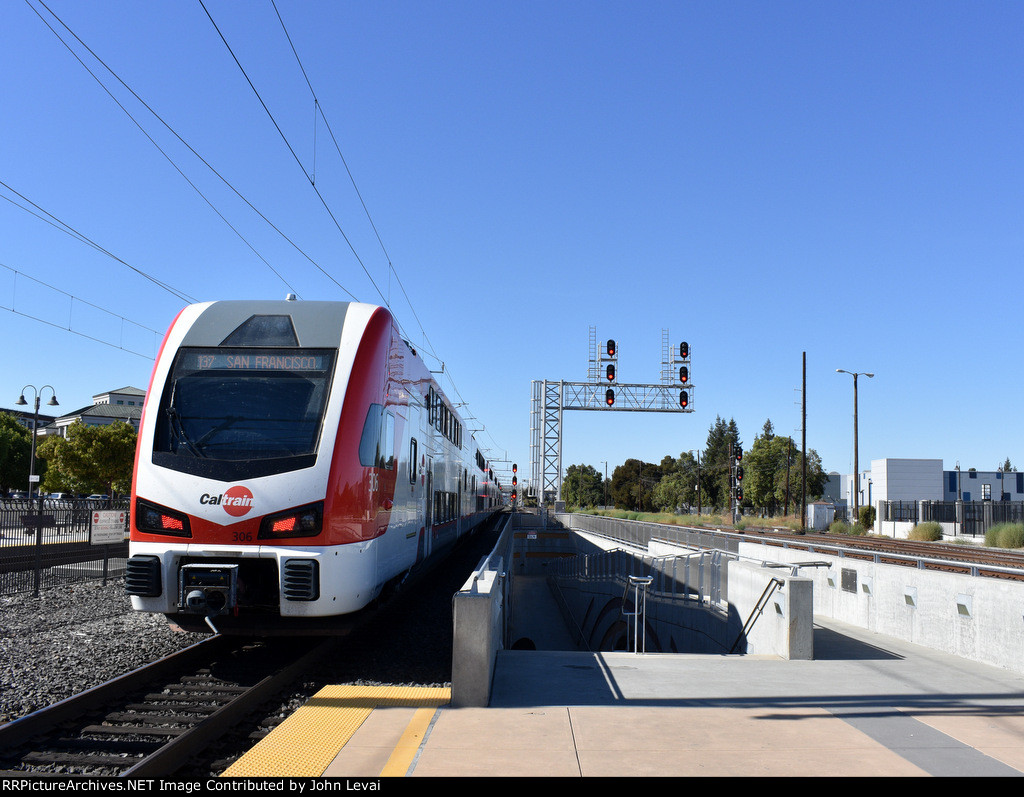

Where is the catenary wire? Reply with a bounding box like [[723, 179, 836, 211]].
[[270, 0, 439, 365], [198, 0, 389, 309], [0, 180, 197, 305], [265, 0, 504, 456], [1, 261, 163, 360], [28, 0, 361, 303]]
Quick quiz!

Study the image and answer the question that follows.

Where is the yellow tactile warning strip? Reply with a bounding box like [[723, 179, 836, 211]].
[[221, 685, 450, 778]]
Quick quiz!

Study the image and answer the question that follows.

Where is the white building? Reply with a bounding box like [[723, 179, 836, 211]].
[[49, 387, 146, 437], [833, 458, 1022, 508]]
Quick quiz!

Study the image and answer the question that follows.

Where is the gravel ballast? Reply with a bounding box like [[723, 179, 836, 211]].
[[0, 580, 206, 725]]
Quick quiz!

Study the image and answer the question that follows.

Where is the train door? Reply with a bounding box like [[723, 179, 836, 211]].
[[423, 458, 434, 559]]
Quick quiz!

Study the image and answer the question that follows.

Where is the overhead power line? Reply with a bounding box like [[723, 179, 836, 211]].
[[28, 0, 361, 302], [0, 261, 164, 359], [199, 0, 387, 308], [269, 0, 438, 366], [262, 0, 499, 451], [0, 180, 197, 305]]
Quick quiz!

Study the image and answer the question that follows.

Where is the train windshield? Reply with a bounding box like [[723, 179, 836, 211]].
[[152, 347, 335, 480]]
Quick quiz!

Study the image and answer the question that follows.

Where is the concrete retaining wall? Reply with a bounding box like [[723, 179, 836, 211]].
[[450, 515, 514, 707], [726, 560, 813, 659], [451, 568, 505, 707], [742, 540, 1024, 674]]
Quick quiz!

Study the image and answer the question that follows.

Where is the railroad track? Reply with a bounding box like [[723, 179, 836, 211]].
[[0, 633, 336, 777], [733, 525, 1024, 579]]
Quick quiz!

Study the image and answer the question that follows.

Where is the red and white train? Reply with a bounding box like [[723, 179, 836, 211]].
[[126, 298, 502, 634]]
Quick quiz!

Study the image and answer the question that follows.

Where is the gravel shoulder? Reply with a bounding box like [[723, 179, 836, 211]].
[[0, 580, 205, 725]]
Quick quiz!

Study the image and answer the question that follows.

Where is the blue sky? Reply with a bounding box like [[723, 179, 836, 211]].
[[2, 0, 1022, 489]]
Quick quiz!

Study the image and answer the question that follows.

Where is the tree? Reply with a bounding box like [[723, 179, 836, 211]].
[[0, 412, 33, 493], [743, 418, 829, 516], [36, 421, 137, 497], [610, 459, 662, 511], [652, 451, 703, 513], [1000, 458, 1014, 473], [701, 416, 741, 510], [562, 463, 605, 509], [745, 431, 796, 515]]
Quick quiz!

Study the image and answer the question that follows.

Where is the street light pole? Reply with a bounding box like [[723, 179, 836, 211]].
[[16, 385, 58, 598], [15, 384, 59, 500], [836, 369, 873, 524]]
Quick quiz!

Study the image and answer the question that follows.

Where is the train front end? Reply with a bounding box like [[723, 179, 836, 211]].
[[126, 299, 398, 634]]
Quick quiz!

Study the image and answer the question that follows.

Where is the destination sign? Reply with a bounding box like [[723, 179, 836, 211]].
[[191, 352, 328, 372]]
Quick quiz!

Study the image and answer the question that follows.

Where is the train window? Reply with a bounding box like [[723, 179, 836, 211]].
[[152, 346, 334, 479], [358, 405, 395, 469], [409, 438, 418, 483], [358, 404, 383, 468]]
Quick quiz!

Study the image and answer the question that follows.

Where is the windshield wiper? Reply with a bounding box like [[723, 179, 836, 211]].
[[165, 406, 206, 458]]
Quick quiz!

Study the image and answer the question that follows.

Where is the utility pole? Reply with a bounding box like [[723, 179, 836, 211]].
[[801, 353, 806, 532]]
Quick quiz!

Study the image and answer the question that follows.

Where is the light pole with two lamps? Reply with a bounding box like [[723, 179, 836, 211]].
[[835, 369, 872, 524], [15, 385, 58, 598], [15, 384, 59, 501]]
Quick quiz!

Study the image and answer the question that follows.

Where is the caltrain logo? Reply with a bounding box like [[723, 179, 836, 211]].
[[200, 485, 254, 517]]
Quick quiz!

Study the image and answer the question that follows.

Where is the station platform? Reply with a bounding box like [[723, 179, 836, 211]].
[[224, 612, 1024, 778]]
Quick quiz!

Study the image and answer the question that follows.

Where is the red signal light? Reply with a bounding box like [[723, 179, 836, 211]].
[[606, 364, 616, 381], [679, 342, 689, 359], [679, 390, 688, 408], [607, 340, 616, 357], [679, 366, 688, 384], [605, 388, 615, 406]]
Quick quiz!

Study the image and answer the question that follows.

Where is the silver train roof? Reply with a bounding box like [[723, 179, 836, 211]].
[[178, 300, 372, 349]]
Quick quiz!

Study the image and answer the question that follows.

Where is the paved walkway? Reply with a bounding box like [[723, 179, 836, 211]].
[[229, 616, 1024, 777]]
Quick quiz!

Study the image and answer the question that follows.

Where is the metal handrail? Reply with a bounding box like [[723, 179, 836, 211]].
[[730, 576, 783, 654], [621, 575, 653, 653], [559, 512, 1024, 580]]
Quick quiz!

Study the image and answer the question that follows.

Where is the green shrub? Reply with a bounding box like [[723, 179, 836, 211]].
[[985, 522, 1024, 549], [828, 519, 849, 534], [858, 505, 876, 529], [908, 521, 943, 541]]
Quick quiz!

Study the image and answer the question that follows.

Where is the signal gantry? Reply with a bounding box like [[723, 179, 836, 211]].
[[529, 327, 694, 503]]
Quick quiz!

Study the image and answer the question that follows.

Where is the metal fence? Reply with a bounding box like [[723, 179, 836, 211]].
[[554, 512, 737, 607], [879, 499, 1024, 536], [0, 499, 130, 597]]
